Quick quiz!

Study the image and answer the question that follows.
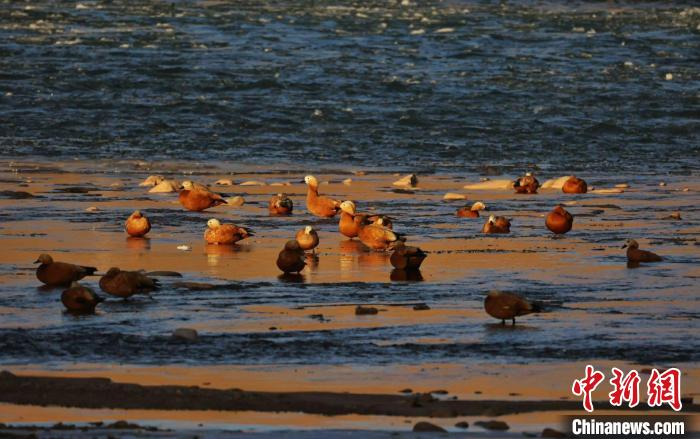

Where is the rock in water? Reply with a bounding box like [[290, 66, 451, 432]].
[[412, 422, 446, 432], [393, 174, 418, 187], [172, 328, 199, 342]]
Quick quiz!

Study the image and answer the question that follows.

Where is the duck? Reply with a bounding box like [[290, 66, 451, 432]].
[[99, 268, 159, 299], [456, 201, 487, 218], [623, 239, 662, 263], [545, 205, 573, 234], [390, 242, 427, 270], [276, 240, 307, 274], [178, 180, 227, 212], [482, 215, 511, 234], [562, 176, 588, 194], [513, 172, 540, 194], [338, 200, 392, 238], [295, 226, 319, 252], [61, 281, 103, 313], [34, 254, 97, 286], [269, 193, 293, 215], [484, 291, 541, 325], [204, 218, 252, 245], [125, 210, 151, 237], [304, 175, 340, 218], [358, 218, 404, 251]]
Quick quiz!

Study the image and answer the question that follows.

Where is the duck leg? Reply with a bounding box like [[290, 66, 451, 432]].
[[511, 318, 516, 325]]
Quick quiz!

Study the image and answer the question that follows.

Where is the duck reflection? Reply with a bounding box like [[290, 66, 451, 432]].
[[278, 273, 305, 283], [125, 237, 150, 251], [390, 269, 424, 282]]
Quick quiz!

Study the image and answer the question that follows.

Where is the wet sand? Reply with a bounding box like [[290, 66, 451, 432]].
[[0, 159, 698, 433]]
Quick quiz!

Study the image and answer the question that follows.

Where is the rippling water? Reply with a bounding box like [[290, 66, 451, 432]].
[[0, 2, 698, 370], [1, 1, 699, 174]]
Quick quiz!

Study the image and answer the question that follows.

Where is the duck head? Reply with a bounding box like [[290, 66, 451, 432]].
[[179, 180, 194, 191], [340, 200, 356, 214], [471, 201, 486, 211], [303, 225, 314, 235], [207, 218, 221, 229], [284, 240, 302, 251], [622, 239, 639, 249], [105, 267, 121, 277], [275, 193, 292, 208], [34, 254, 53, 264], [304, 175, 318, 188], [487, 214, 496, 224], [131, 210, 143, 218]]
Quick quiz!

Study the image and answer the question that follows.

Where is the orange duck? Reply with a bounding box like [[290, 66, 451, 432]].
[[295, 226, 320, 252], [562, 176, 588, 194], [545, 205, 573, 234], [304, 175, 340, 218], [482, 215, 511, 234], [34, 254, 97, 286], [338, 201, 391, 238], [358, 218, 403, 251], [276, 240, 306, 274], [204, 219, 252, 245], [390, 242, 427, 270], [61, 281, 103, 313], [513, 172, 540, 194], [125, 210, 151, 237], [269, 193, 293, 215], [623, 239, 662, 263], [178, 180, 227, 212], [456, 201, 486, 218], [484, 291, 541, 325]]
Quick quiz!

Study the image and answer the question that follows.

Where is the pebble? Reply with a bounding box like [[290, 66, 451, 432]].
[[615, 183, 630, 188], [149, 179, 180, 193], [239, 180, 265, 186], [342, 178, 352, 185], [443, 192, 467, 200], [177, 245, 191, 251], [355, 305, 379, 315], [665, 73, 673, 80], [214, 178, 234, 186], [542, 427, 567, 438], [227, 196, 245, 207], [659, 181, 666, 186], [172, 328, 198, 342], [669, 212, 682, 220], [412, 422, 446, 433], [399, 388, 413, 393], [455, 421, 470, 429], [393, 174, 418, 187], [475, 420, 509, 431], [682, 187, 690, 192], [139, 175, 164, 187], [413, 303, 431, 311], [85, 206, 98, 212]]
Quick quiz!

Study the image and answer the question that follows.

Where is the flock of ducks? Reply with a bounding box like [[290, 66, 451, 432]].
[[33, 173, 664, 325]]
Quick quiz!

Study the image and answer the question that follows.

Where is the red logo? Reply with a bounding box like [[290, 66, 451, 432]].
[[572, 366, 682, 412]]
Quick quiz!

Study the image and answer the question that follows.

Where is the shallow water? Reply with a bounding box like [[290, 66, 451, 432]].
[[1, 1, 699, 174]]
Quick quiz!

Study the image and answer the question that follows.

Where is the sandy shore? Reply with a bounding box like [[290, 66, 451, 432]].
[[0, 159, 698, 434]]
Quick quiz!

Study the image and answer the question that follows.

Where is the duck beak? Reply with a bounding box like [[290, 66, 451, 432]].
[[621, 244, 628, 249], [33, 259, 40, 263]]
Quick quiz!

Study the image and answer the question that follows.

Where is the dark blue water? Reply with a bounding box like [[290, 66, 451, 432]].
[[1, 1, 699, 174]]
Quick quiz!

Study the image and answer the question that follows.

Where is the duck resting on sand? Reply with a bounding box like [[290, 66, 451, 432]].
[[99, 268, 159, 300], [295, 226, 320, 252], [456, 201, 486, 218], [204, 218, 252, 245], [562, 176, 588, 194], [34, 254, 97, 286], [178, 180, 227, 212], [482, 215, 511, 234], [358, 217, 404, 251], [61, 281, 103, 313], [513, 172, 540, 194], [125, 210, 151, 237], [338, 200, 392, 238], [545, 205, 573, 235], [269, 193, 293, 215], [276, 240, 307, 274], [390, 242, 427, 270]]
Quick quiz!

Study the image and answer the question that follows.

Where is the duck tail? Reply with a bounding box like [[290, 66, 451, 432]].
[[530, 301, 543, 313], [95, 294, 105, 304], [82, 266, 98, 275]]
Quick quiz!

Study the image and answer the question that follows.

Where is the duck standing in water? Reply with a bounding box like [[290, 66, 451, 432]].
[[269, 193, 293, 215], [562, 176, 588, 194], [484, 291, 541, 325], [513, 172, 540, 194], [390, 242, 427, 270], [304, 175, 340, 218], [482, 215, 511, 234], [178, 180, 227, 212], [545, 205, 574, 234], [61, 281, 103, 313], [125, 210, 151, 237], [276, 240, 307, 274], [623, 239, 662, 263], [204, 218, 252, 245], [34, 254, 97, 286], [295, 226, 320, 252], [99, 268, 159, 300], [456, 201, 486, 218]]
